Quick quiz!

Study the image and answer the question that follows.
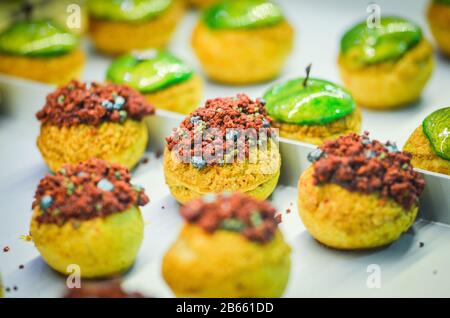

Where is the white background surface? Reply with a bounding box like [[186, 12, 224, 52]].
[[1, 0, 450, 297]]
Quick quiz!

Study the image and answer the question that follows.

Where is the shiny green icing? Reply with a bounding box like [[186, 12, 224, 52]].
[[106, 50, 193, 93], [88, 0, 171, 22], [203, 0, 284, 30], [423, 107, 450, 161], [340, 16, 422, 65], [0, 20, 78, 57], [263, 78, 356, 126]]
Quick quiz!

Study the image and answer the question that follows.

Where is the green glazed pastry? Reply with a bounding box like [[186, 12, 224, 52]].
[[106, 50, 193, 93], [88, 0, 171, 22], [203, 0, 284, 29], [264, 78, 356, 126], [262, 77, 361, 145], [423, 107, 450, 160], [0, 19, 78, 57], [340, 16, 422, 65]]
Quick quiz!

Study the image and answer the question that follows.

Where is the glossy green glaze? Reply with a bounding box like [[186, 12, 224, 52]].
[[423, 107, 450, 161], [106, 50, 193, 93], [263, 78, 356, 125], [0, 20, 78, 57], [88, 0, 171, 22], [203, 0, 284, 30], [340, 16, 422, 65]]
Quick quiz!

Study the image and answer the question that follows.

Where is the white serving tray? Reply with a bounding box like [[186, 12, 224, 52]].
[[1, 0, 450, 297]]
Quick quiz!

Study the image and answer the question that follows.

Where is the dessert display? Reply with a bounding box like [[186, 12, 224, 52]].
[[36, 80, 155, 172], [30, 159, 149, 278], [263, 72, 361, 145], [338, 16, 434, 110], [164, 94, 281, 204], [88, 0, 185, 55], [162, 192, 291, 297], [106, 50, 202, 114], [298, 133, 425, 250], [0, 19, 84, 84], [65, 280, 145, 298], [427, 0, 450, 57], [191, 0, 294, 85], [404, 107, 450, 175]]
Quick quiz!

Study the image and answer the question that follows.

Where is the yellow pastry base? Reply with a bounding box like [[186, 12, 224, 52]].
[[338, 39, 434, 110], [144, 75, 202, 114], [88, 0, 185, 55], [298, 166, 418, 250], [0, 48, 85, 85], [162, 224, 291, 297], [163, 142, 281, 204], [192, 20, 294, 85], [274, 107, 362, 145], [30, 206, 144, 278], [403, 126, 450, 176], [427, 2, 450, 57], [37, 120, 148, 172]]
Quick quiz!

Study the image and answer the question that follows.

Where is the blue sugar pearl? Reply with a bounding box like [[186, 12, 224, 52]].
[[40, 195, 53, 211], [113, 96, 125, 109], [191, 156, 206, 170], [119, 110, 127, 122], [190, 116, 201, 125], [97, 178, 114, 192], [262, 119, 270, 128], [307, 148, 324, 162], [101, 100, 114, 110]]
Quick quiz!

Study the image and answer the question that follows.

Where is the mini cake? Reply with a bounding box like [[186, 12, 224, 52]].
[[427, 0, 450, 57], [162, 192, 291, 297], [191, 0, 294, 85], [404, 107, 450, 175], [65, 280, 145, 298], [263, 75, 361, 145], [36, 80, 155, 172], [338, 16, 434, 110], [298, 133, 425, 250], [88, 0, 185, 55], [106, 50, 202, 114], [0, 19, 84, 84], [30, 159, 149, 278], [164, 94, 281, 204]]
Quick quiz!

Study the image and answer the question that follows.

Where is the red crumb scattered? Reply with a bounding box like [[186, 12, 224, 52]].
[[310, 133, 425, 210], [166, 94, 272, 166], [36, 80, 155, 127], [32, 158, 149, 225], [181, 193, 280, 243], [65, 281, 145, 298], [3, 246, 10, 253]]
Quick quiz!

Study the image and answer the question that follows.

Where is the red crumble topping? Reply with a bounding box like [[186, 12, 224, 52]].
[[32, 158, 149, 225], [180, 192, 280, 243], [65, 281, 145, 298], [309, 133, 425, 210], [36, 80, 155, 127], [166, 94, 272, 166]]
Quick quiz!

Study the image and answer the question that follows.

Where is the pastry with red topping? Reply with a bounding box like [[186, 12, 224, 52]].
[[298, 133, 425, 250], [163, 94, 281, 204], [36, 80, 155, 172], [162, 192, 291, 297], [30, 159, 149, 278]]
